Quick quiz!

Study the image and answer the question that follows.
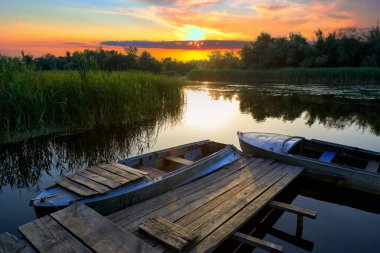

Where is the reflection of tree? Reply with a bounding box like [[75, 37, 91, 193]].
[[203, 86, 380, 135], [239, 92, 380, 134], [0, 91, 184, 190]]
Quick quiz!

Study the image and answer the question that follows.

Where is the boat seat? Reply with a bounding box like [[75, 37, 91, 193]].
[[165, 156, 194, 166], [365, 160, 380, 173], [319, 151, 336, 163]]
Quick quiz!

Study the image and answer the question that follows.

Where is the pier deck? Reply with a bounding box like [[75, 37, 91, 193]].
[[107, 156, 303, 252], [2, 156, 303, 253]]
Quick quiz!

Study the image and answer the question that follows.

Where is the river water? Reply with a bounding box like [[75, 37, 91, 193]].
[[1, 83, 380, 252]]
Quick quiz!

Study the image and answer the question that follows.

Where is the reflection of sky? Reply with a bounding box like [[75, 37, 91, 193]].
[[156, 87, 380, 152]]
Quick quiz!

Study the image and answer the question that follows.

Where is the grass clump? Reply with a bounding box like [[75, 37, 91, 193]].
[[0, 58, 184, 143], [187, 68, 380, 85]]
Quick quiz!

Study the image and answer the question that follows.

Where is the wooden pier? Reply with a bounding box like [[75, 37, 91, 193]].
[[1, 156, 306, 253]]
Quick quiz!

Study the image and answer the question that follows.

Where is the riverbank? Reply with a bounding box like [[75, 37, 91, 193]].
[[187, 68, 380, 85], [0, 70, 184, 143]]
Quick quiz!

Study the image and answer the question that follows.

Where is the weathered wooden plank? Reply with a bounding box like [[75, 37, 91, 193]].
[[232, 232, 283, 253], [111, 162, 149, 176], [51, 203, 159, 253], [140, 217, 196, 252], [0, 232, 37, 253], [149, 161, 284, 251], [166, 162, 284, 226], [175, 163, 287, 230], [138, 166, 166, 179], [97, 164, 142, 181], [118, 158, 273, 230], [56, 178, 97, 197], [185, 164, 291, 236], [269, 201, 317, 219], [78, 171, 121, 188], [365, 160, 379, 173], [189, 165, 303, 253], [87, 166, 131, 184], [165, 156, 194, 166], [108, 156, 257, 223], [67, 174, 110, 194], [18, 215, 92, 253]]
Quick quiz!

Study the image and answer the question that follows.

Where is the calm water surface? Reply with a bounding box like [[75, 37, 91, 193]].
[[1, 83, 380, 252]]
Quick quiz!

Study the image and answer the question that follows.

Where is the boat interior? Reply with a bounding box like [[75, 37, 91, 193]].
[[122, 141, 228, 179], [288, 139, 380, 173]]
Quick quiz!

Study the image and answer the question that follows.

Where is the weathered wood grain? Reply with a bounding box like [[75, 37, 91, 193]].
[[0, 232, 36, 253], [78, 171, 121, 188], [108, 157, 261, 224], [188, 165, 303, 253], [111, 162, 149, 176], [51, 203, 159, 253], [56, 178, 97, 197], [18, 215, 92, 253], [232, 232, 283, 253], [138, 166, 166, 179], [87, 166, 131, 184], [269, 201, 317, 219], [186, 165, 290, 237], [97, 164, 142, 181], [175, 163, 287, 229], [165, 162, 284, 226], [67, 174, 110, 194], [140, 217, 196, 252], [118, 158, 270, 230], [165, 156, 194, 166]]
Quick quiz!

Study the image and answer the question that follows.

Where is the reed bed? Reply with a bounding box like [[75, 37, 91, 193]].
[[0, 69, 184, 143], [187, 68, 380, 85]]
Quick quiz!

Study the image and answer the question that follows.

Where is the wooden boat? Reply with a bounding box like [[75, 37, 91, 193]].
[[31, 140, 242, 216], [238, 132, 380, 194]]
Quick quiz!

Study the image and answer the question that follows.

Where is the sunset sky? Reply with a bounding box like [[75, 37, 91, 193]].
[[1, 0, 379, 60]]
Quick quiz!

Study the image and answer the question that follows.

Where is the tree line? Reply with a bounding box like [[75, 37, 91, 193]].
[[2, 24, 380, 74], [3, 46, 196, 75], [238, 24, 380, 69]]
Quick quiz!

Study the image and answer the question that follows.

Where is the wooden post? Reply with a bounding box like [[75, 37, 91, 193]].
[[296, 214, 304, 237]]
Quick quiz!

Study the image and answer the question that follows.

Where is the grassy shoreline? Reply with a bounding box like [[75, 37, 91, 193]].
[[0, 70, 184, 143], [187, 68, 380, 85]]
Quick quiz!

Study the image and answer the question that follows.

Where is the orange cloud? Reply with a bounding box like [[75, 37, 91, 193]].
[[97, 0, 359, 40], [1, 0, 376, 45]]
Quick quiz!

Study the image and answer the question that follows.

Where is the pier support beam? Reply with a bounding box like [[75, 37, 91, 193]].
[[268, 200, 317, 237], [232, 232, 283, 253]]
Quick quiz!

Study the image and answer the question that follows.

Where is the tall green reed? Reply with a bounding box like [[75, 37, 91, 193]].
[[0, 60, 184, 143]]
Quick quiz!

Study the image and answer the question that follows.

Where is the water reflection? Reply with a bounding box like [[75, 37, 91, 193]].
[[3, 82, 380, 243], [0, 108, 184, 191], [191, 84, 380, 135]]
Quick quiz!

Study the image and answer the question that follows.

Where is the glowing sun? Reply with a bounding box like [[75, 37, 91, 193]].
[[183, 26, 206, 40]]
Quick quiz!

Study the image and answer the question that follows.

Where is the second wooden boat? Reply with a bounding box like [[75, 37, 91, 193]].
[[31, 140, 242, 216], [238, 132, 380, 194]]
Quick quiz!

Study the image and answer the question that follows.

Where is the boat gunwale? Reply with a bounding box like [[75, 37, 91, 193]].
[[117, 139, 212, 165]]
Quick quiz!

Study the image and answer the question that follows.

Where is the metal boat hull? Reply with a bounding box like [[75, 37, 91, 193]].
[[238, 132, 380, 195]]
